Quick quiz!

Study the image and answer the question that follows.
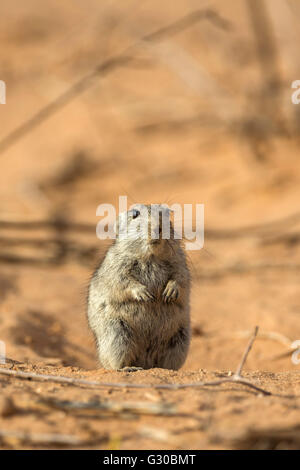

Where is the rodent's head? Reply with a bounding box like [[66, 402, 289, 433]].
[[114, 204, 180, 257]]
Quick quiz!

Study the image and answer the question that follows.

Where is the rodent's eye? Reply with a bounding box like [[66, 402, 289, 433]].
[[132, 209, 140, 219]]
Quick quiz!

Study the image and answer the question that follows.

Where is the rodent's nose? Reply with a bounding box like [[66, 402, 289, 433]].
[[148, 210, 169, 241]]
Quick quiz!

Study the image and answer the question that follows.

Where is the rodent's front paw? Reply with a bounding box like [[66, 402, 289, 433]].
[[132, 285, 155, 302], [163, 280, 179, 303]]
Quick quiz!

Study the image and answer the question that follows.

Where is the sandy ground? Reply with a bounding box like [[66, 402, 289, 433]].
[[1, 0, 300, 449]]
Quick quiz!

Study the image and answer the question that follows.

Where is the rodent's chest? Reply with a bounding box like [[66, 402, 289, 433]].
[[129, 259, 170, 291]]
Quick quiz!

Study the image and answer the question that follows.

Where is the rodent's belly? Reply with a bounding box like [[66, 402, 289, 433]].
[[114, 301, 184, 338]]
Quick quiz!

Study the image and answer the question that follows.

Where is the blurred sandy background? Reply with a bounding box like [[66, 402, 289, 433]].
[[1, 0, 300, 449]]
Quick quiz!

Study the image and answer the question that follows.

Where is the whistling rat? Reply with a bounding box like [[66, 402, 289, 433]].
[[87, 204, 190, 370]]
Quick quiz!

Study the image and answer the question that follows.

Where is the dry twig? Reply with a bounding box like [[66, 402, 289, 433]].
[[195, 262, 300, 281], [41, 397, 176, 416], [0, 327, 273, 396], [0, 429, 104, 447], [230, 329, 293, 348], [1, 209, 300, 267], [0, 8, 230, 155]]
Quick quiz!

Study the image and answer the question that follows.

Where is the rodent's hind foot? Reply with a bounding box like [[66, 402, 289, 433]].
[[163, 280, 179, 303], [117, 366, 143, 372]]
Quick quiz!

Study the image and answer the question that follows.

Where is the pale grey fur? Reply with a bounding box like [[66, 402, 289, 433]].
[[87, 204, 190, 370]]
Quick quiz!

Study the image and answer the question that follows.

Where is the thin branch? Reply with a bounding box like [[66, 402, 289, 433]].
[[0, 219, 94, 232], [206, 210, 300, 238], [229, 330, 293, 348], [0, 357, 23, 365], [0, 9, 231, 156], [235, 325, 258, 376], [0, 366, 271, 395], [0, 55, 134, 155], [144, 9, 232, 42], [260, 233, 300, 246], [0, 429, 104, 447], [195, 262, 300, 281], [245, 0, 282, 109], [2, 208, 300, 235], [198, 376, 271, 395], [0, 327, 274, 396], [41, 397, 176, 416]]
